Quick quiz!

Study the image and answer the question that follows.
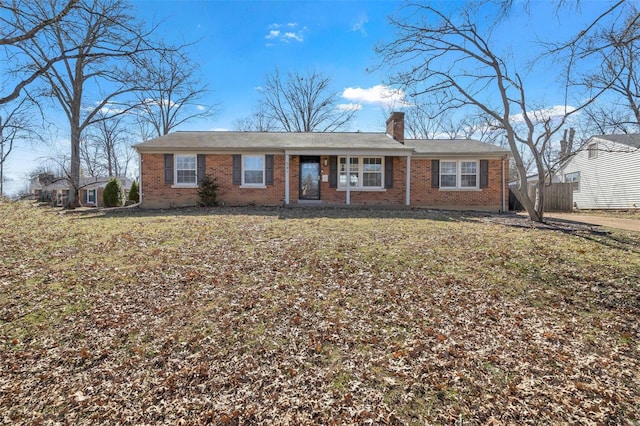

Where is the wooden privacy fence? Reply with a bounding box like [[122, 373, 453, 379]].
[[544, 183, 573, 212], [509, 182, 573, 212]]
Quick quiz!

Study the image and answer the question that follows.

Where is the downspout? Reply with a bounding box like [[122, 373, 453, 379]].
[[405, 155, 411, 206], [138, 152, 143, 206]]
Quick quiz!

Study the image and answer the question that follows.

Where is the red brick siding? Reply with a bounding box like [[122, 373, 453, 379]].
[[140, 153, 285, 208], [410, 158, 506, 211], [80, 188, 105, 207], [140, 153, 506, 211]]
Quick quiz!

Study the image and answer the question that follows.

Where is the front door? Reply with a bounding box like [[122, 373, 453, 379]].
[[299, 156, 321, 200]]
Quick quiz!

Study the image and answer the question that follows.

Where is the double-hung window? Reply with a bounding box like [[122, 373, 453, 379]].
[[176, 155, 197, 185], [460, 161, 477, 187], [440, 161, 458, 188], [363, 157, 383, 187], [243, 155, 265, 186], [338, 156, 384, 189], [587, 143, 598, 159], [439, 160, 479, 189], [86, 189, 97, 204]]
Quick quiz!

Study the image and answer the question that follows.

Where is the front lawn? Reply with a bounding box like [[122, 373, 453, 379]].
[[1, 201, 638, 424]]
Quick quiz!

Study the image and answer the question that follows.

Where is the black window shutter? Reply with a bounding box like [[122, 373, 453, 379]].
[[385, 156, 394, 188], [480, 159, 489, 188], [265, 155, 274, 185], [197, 154, 206, 184], [164, 154, 174, 184], [232, 155, 241, 185], [329, 156, 337, 188], [431, 159, 440, 188]]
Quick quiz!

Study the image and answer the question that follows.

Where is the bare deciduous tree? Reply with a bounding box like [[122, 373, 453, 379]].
[[376, 4, 602, 222], [135, 45, 213, 137], [257, 69, 356, 132], [0, 97, 39, 197], [0, 0, 79, 105], [81, 111, 134, 178], [401, 103, 443, 139], [235, 105, 277, 132], [579, 5, 640, 133], [14, 0, 160, 208]]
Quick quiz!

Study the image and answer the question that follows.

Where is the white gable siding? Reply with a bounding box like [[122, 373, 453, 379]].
[[559, 138, 640, 209]]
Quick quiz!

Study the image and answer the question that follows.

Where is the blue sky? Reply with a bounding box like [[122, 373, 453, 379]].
[[132, 0, 409, 131], [1, 0, 615, 196]]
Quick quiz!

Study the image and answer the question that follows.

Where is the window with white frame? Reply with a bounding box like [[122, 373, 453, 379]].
[[176, 155, 197, 185], [338, 156, 384, 189], [363, 157, 383, 187], [440, 160, 478, 189], [460, 161, 477, 187], [564, 171, 580, 191], [587, 143, 598, 159], [243, 155, 265, 186], [440, 161, 458, 188], [86, 189, 96, 204]]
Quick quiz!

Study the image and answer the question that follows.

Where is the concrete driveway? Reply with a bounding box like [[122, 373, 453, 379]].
[[542, 213, 640, 232]]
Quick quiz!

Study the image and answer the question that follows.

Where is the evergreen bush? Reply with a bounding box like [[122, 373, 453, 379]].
[[103, 178, 125, 207], [129, 180, 139, 203], [198, 175, 219, 207]]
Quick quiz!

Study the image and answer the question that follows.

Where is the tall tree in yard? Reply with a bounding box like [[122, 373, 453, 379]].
[[81, 110, 134, 178], [135, 45, 213, 138], [376, 3, 624, 222], [12, 0, 158, 208], [254, 69, 356, 132]]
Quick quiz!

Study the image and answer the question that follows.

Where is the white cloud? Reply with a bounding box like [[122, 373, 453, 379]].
[[337, 103, 362, 111], [142, 98, 177, 109], [342, 85, 410, 107], [284, 32, 303, 42], [265, 23, 306, 45], [88, 100, 127, 115], [352, 15, 368, 36], [510, 105, 578, 123], [196, 105, 206, 111]]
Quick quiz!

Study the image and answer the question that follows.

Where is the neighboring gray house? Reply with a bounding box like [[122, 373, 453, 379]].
[[31, 174, 133, 207], [556, 134, 640, 209]]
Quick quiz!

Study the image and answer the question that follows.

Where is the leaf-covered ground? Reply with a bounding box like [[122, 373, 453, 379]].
[[1, 201, 639, 425]]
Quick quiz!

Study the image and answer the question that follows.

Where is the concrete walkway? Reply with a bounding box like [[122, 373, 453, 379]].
[[542, 213, 640, 232]]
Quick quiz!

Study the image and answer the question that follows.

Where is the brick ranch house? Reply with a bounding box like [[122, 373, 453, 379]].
[[134, 112, 510, 211]]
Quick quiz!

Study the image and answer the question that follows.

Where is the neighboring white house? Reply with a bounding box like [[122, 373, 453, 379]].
[[556, 134, 640, 209]]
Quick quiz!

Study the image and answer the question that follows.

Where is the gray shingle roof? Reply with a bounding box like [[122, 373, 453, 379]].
[[593, 134, 640, 149], [134, 132, 511, 157], [405, 139, 510, 156], [32, 176, 133, 191], [134, 131, 413, 153]]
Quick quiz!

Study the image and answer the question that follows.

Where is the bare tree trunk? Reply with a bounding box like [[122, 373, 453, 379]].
[[69, 120, 82, 208]]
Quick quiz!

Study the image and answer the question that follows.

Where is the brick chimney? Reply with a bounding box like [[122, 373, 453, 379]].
[[386, 111, 405, 143]]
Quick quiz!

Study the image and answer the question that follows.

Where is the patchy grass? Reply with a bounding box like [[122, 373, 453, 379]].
[[1, 200, 639, 425]]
